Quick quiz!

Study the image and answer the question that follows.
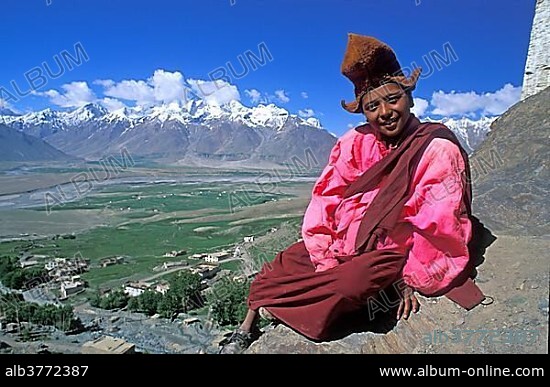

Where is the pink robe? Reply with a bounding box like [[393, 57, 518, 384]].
[[302, 127, 472, 296]]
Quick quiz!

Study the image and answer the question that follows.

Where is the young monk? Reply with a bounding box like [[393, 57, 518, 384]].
[[220, 33, 486, 354]]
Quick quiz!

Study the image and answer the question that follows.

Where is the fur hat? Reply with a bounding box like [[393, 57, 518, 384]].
[[340, 33, 421, 114]]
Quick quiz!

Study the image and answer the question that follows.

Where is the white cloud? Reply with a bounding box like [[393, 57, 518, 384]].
[[240, 88, 293, 106], [274, 89, 290, 103], [301, 91, 308, 99], [35, 81, 96, 108], [245, 89, 264, 104], [298, 108, 315, 118], [95, 70, 242, 108], [100, 97, 127, 112], [431, 83, 521, 117], [411, 97, 429, 117], [93, 79, 115, 88], [101, 79, 155, 105], [97, 70, 188, 106], [187, 79, 240, 106], [32, 69, 304, 112], [151, 70, 186, 103]]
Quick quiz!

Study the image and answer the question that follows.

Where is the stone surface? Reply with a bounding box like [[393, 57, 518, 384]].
[[471, 87, 549, 235], [247, 235, 549, 354], [521, 0, 549, 100]]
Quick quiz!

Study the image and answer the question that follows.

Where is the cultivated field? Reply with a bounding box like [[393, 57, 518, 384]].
[[0, 162, 317, 294]]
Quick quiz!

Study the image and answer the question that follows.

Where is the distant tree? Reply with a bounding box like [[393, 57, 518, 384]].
[[0, 257, 47, 290], [0, 256, 16, 277], [157, 291, 181, 319], [169, 271, 202, 313], [98, 289, 128, 310], [89, 290, 102, 308], [19, 326, 33, 342], [128, 290, 162, 315], [127, 296, 140, 312], [55, 305, 81, 331], [207, 278, 250, 326], [0, 293, 80, 333]]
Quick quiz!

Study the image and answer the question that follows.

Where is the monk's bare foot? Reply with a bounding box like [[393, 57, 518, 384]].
[[259, 307, 276, 321]]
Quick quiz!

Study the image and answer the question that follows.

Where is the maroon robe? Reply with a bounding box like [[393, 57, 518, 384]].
[[247, 119, 485, 341]]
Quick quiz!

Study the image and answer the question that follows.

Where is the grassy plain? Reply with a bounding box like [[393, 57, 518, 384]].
[[0, 163, 314, 293]]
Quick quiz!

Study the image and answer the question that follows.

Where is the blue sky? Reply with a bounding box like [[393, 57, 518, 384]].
[[0, 0, 536, 136]]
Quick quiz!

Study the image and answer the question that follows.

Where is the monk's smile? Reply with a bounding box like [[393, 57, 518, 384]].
[[362, 83, 412, 140]]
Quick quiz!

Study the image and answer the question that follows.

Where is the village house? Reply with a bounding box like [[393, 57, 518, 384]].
[[123, 281, 153, 297], [205, 250, 230, 263], [233, 246, 241, 257], [45, 258, 66, 271], [160, 261, 187, 270], [19, 257, 40, 268], [163, 249, 187, 258], [189, 264, 220, 280], [45, 257, 89, 282], [99, 256, 125, 268], [60, 280, 85, 298], [204, 255, 218, 263], [155, 282, 170, 295]]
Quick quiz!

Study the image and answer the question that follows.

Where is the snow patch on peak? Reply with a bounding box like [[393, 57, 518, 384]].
[[247, 104, 289, 130], [63, 103, 108, 126], [18, 108, 61, 124], [0, 98, 327, 135], [149, 103, 189, 124], [227, 99, 247, 112], [103, 107, 141, 123], [424, 116, 497, 153], [305, 117, 322, 129]]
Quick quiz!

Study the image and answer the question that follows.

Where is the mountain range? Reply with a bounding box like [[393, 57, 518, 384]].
[[0, 101, 496, 165], [0, 101, 334, 167], [0, 124, 77, 162], [424, 116, 497, 153]]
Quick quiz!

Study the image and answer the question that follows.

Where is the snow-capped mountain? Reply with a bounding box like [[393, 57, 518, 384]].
[[63, 103, 108, 126], [425, 116, 497, 154], [98, 100, 298, 131], [0, 99, 496, 165], [0, 104, 109, 139], [0, 101, 337, 166]]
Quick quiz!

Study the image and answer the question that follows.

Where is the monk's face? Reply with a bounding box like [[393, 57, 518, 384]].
[[362, 83, 411, 139]]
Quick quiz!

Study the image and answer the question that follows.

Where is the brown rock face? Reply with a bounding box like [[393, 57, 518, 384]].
[[472, 86, 549, 235]]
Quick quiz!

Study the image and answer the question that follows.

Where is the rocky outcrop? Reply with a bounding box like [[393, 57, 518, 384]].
[[247, 235, 548, 354], [245, 88, 550, 354], [471, 86, 549, 235]]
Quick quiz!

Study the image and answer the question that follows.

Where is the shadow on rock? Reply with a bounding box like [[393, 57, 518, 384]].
[[469, 215, 497, 278]]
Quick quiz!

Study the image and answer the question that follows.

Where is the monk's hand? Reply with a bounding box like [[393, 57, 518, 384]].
[[397, 285, 419, 320]]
